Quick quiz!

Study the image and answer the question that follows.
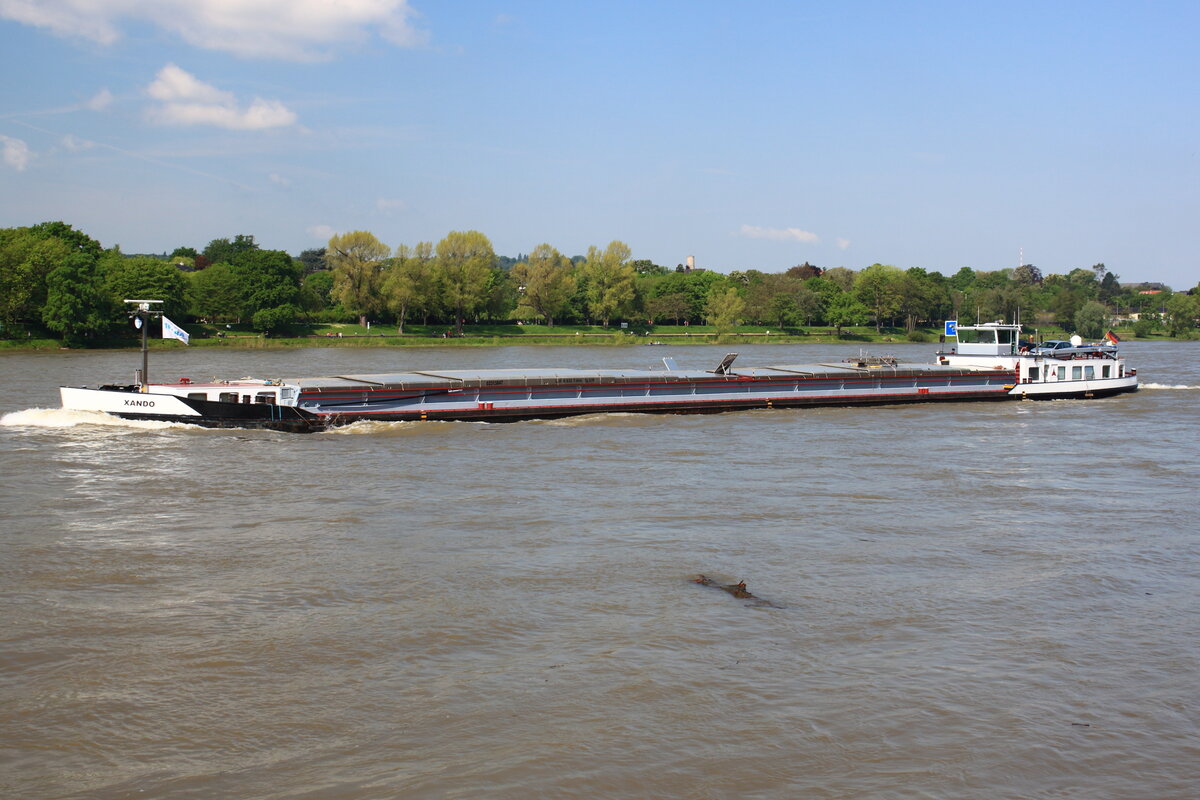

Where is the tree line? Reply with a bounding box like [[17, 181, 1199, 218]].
[[2, 221, 1197, 344]]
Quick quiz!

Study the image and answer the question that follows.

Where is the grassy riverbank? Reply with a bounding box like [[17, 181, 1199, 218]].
[[0, 321, 1169, 352]]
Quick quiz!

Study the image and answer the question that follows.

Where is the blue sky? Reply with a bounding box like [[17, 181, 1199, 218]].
[[1, 1, 1196, 287]]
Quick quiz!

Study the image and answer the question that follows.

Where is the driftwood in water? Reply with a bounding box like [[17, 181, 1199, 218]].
[[692, 574, 758, 600]]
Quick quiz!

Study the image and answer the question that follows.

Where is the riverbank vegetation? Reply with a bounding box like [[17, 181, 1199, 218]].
[[2, 221, 1197, 349]]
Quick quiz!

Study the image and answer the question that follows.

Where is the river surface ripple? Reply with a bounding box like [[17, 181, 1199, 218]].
[[2, 342, 1198, 799]]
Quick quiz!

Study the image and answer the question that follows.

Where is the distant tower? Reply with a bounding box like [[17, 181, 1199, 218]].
[[686, 255, 695, 271], [1019, 247, 1024, 267]]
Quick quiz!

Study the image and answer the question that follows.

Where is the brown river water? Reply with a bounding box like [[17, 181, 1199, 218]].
[[2, 342, 1198, 799]]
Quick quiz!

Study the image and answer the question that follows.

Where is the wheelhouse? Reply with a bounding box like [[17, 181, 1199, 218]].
[[167, 380, 300, 406], [947, 322, 1021, 357]]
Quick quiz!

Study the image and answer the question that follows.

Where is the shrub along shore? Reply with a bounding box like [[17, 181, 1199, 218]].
[[0, 321, 1163, 352]]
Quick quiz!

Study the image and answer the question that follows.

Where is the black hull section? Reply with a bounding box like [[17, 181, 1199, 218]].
[[183, 396, 322, 431], [115, 411, 321, 433], [115, 414, 317, 433], [113, 393, 322, 433], [1022, 383, 1140, 401]]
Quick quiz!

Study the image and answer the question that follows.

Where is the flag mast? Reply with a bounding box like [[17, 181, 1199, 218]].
[[124, 299, 162, 390]]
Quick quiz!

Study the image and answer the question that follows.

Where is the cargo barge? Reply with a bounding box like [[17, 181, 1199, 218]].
[[58, 320, 1138, 433]]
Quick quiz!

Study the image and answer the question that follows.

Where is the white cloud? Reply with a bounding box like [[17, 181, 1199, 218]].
[[0, 0, 120, 44], [85, 88, 113, 111], [1, 135, 33, 170], [307, 224, 335, 240], [147, 64, 229, 105], [836, 237, 851, 250], [145, 64, 297, 130], [62, 133, 95, 151], [0, 0, 427, 61], [375, 196, 408, 213], [268, 172, 290, 187], [738, 224, 820, 244]]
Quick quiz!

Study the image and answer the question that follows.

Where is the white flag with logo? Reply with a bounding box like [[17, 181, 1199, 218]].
[[162, 316, 189, 345]]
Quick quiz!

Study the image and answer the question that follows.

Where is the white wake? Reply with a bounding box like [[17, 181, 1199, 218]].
[[0, 407, 182, 430]]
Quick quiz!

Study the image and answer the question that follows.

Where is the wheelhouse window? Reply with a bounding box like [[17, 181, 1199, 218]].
[[255, 392, 276, 404], [1072, 366, 1082, 380], [956, 329, 995, 344], [1028, 367, 1040, 381], [1084, 366, 1095, 380], [219, 392, 238, 403], [187, 392, 206, 400], [1102, 365, 1111, 378]]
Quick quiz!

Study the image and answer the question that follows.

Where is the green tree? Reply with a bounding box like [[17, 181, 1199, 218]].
[[973, 269, 1012, 290], [767, 294, 802, 327], [42, 253, 112, 343], [298, 248, 327, 274], [436, 230, 496, 335], [1065, 267, 1099, 299], [380, 260, 416, 333], [1011, 264, 1043, 286], [705, 287, 745, 331], [792, 282, 821, 325], [480, 266, 517, 322], [824, 291, 870, 336], [895, 267, 943, 332], [643, 270, 723, 323], [512, 244, 576, 327], [1098, 271, 1121, 303], [383, 242, 439, 333], [582, 240, 636, 327], [299, 270, 335, 313], [1053, 289, 1084, 332], [645, 291, 690, 324], [630, 259, 669, 275], [822, 266, 856, 291], [230, 249, 303, 330], [407, 242, 443, 323], [976, 285, 1023, 325], [743, 273, 813, 327], [29, 221, 103, 259], [202, 234, 258, 266], [948, 266, 977, 292], [854, 263, 903, 332], [742, 272, 783, 325], [327, 231, 390, 326], [1073, 300, 1109, 340], [787, 262, 823, 280], [0, 228, 70, 333], [1164, 294, 1198, 338], [188, 262, 244, 321], [803, 275, 841, 323], [252, 303, 301, 334], [102, 255, 189, 320]]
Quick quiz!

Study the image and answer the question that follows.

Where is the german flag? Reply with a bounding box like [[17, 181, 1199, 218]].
[[1105, 330, 1120, 345]]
